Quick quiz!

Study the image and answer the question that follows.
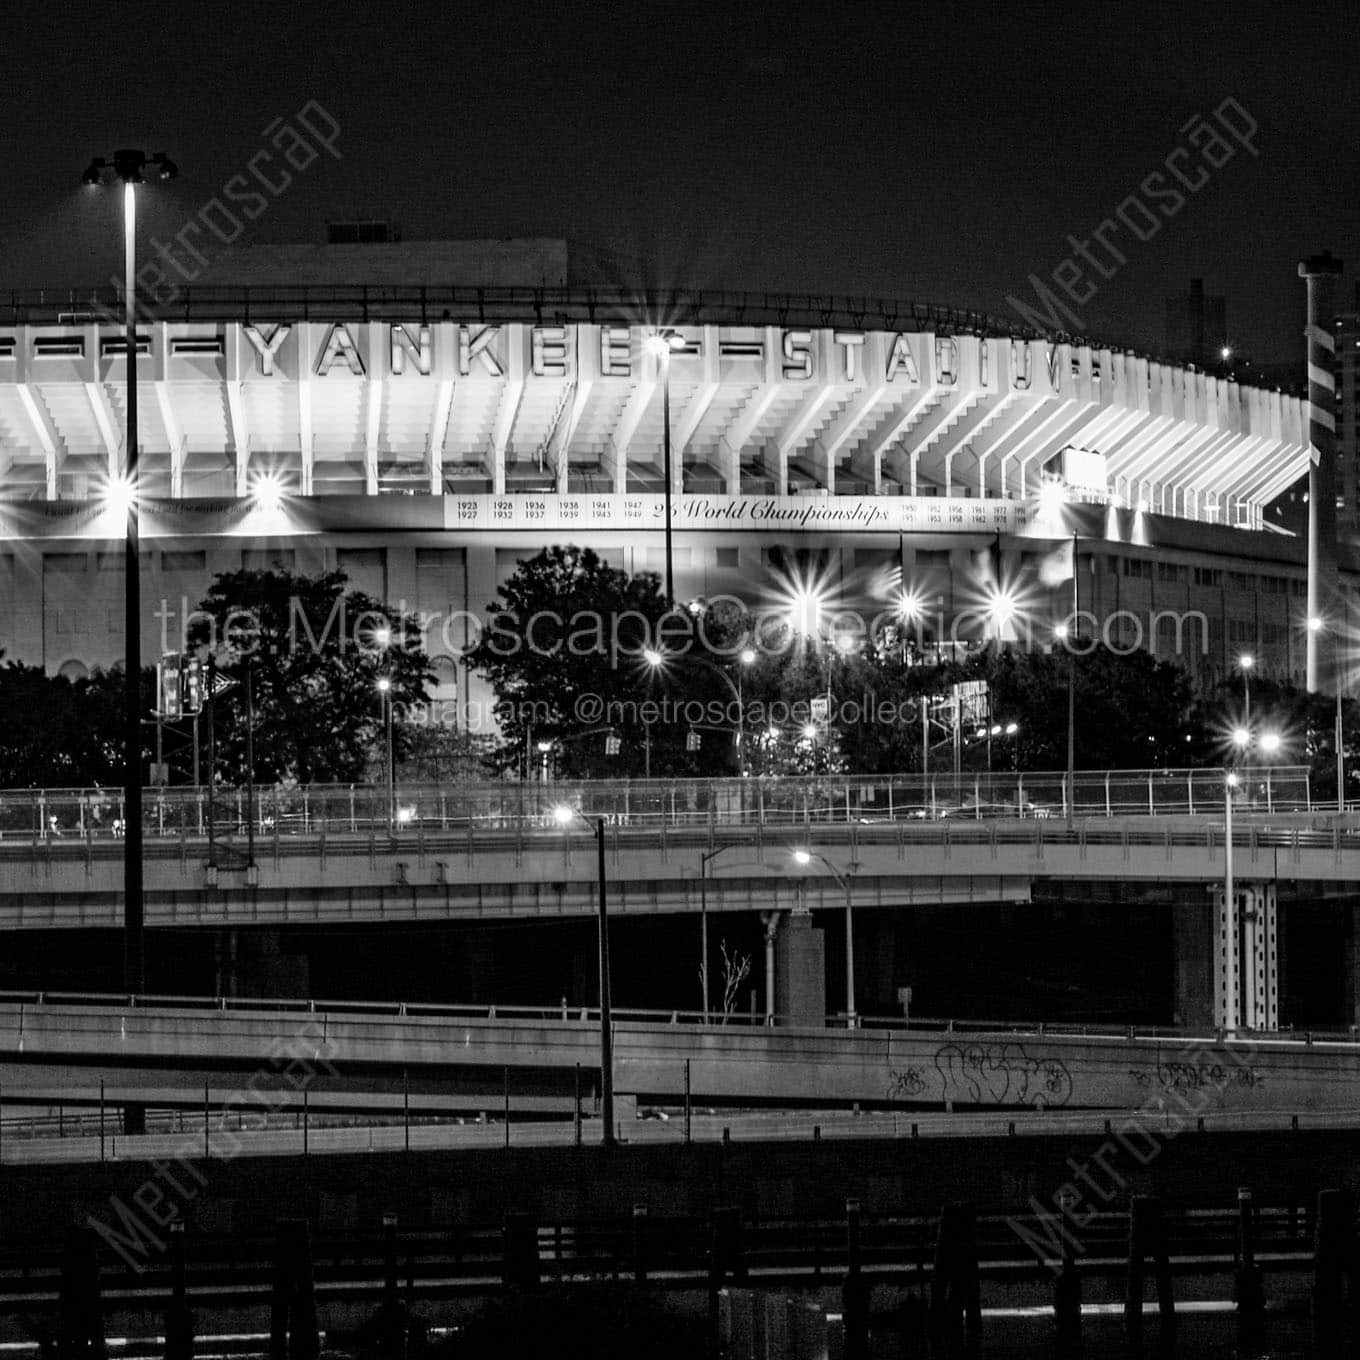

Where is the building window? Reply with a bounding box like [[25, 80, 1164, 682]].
[[715, 547, 740, 569], [1193, 567, 1223, 587], [243, 550, 296, 573], [162, 550, 207, 573]]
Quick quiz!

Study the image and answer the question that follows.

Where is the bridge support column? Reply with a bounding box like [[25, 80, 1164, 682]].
[[1173, 900, 1214, 1030], [774, 913, 825, 1027], [1211, 883, 1278, 1030]]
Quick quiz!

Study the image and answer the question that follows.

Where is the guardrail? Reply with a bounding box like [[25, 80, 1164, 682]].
[[0, 767, 1315, 842], [2, 989, 1357, 1046]]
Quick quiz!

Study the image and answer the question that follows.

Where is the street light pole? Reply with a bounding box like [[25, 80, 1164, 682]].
[[595, 816, 615, 1147], [661, 345, 674, 609], [83, 150, 176, 995], [120, 178, 144, 993], [1225, 771, 1238, 1029], [647, 331, 685, 609], [794, 849, 859, 1027], [553, 805, 615, 1146]]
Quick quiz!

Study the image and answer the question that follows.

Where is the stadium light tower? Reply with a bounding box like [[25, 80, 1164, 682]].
[[645, 329, 686, 607], [82, 149, 177, 997]]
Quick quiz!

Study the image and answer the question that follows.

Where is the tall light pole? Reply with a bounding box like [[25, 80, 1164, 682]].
[[376, 677, 395, 829], [553, 805, 614, 1146], [1309, 617, 1345, 812], [737, 647, 756, 776], [646, 330, 686, 608], [82, 149, 177, 996], [1224, 769, 1239, 1030], [1238, 653, 1255, 728], [793, 848, 860, 1027]]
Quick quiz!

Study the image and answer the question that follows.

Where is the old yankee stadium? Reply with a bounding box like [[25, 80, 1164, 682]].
[[0, 267, 1343, 726]]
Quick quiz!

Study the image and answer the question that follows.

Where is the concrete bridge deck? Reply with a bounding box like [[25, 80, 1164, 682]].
[[2, 814, 1357, 929], [1, 993, 1356, 1115]]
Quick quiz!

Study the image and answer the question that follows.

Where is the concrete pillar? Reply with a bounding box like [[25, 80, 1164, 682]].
[[774, 914, 825, 1027], [1173, 899, 1214, 1030]]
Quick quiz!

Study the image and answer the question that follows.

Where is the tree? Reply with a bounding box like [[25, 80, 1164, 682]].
[[0, 658, 153, 789], [186, 568, 432, 785], [467, 546, 739, 778]]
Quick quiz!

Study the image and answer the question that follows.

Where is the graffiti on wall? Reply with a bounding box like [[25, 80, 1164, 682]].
[[1128, 1056, 1264, 1095], [887, 1043, 1074, 1108]]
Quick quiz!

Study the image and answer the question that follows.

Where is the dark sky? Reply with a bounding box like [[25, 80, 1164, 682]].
[[4, 1, 1357, 362]]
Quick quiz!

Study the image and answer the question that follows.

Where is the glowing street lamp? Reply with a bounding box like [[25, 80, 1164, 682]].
[[376, 676, 395, 829], [793, 848, 859, 1027], [82, 148, 177, 998], [645, 328, 686, 607], [552, 804, 615, 1146], [1237, 652, 1255, 724]]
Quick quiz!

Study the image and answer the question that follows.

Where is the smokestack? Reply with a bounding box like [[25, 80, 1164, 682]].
[[1300, 251, 1344, 692]]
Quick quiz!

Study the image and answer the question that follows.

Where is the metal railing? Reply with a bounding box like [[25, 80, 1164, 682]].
[[0, 767, 1315, 843]]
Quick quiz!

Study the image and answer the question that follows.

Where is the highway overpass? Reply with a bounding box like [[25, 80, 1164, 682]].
[[1, 993, 1356, 1118]]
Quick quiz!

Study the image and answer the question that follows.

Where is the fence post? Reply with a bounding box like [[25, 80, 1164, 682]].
[[1125, 1195, 1175, 1346], [632, 1205, 649, 1283], [58, 1227, 105, 1359], [165, 1221, 194, 1360], [269, 1218, 319, 1360], [928, 1202, 980, 1352], [1054, 1190, 1081, 1358], [843, 1198, 869, 1360], [1314, 1188, 1355, 1352]]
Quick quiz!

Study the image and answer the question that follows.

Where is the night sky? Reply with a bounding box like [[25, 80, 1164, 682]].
[[4, 2, 1357, 363]]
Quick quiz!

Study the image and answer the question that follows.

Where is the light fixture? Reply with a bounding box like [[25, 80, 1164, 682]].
[[252, 474, 285, 513], [1231, 727, 1250, 749], [739, 647, 757, 666], [551, 804, 574, 826], [643, 647, 664, 667], [1259, 731, 1282, 755]]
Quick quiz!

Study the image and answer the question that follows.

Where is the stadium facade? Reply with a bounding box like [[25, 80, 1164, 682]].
[[0, 240, 1349, 733]]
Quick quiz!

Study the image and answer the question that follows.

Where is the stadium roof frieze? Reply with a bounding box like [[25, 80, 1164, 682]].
[[0, 284, 1258, 383]]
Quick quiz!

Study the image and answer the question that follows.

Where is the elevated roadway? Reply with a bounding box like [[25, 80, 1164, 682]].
[[2, 993, 1357, 1116], [0, 769, 1353, 930]]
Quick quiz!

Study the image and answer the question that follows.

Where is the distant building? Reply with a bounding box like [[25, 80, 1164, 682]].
[[1166, 278, 1228, 369], [1336, 285, 1360, 534]]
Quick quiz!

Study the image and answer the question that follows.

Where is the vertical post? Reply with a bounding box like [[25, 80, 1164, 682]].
[[574, 1062, 582, 1146], [386, 687, 396, 830], [1225, 775, 1237, 1029], [684, 1059, 692, 1143], [596, 818, 615, 1147], [122, 179, 144, 996], [700, 859, 710, 1021], [1301, 252, 1343, 693], [244, 663, 256, 869], [844, 873, 856, 1028], [661, 347, 675, 608], [1066, 531, 1078, 829]]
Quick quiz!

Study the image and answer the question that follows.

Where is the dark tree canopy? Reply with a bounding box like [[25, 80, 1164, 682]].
[[187, 568, 432, 785], [467, 546, 741, 778]]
